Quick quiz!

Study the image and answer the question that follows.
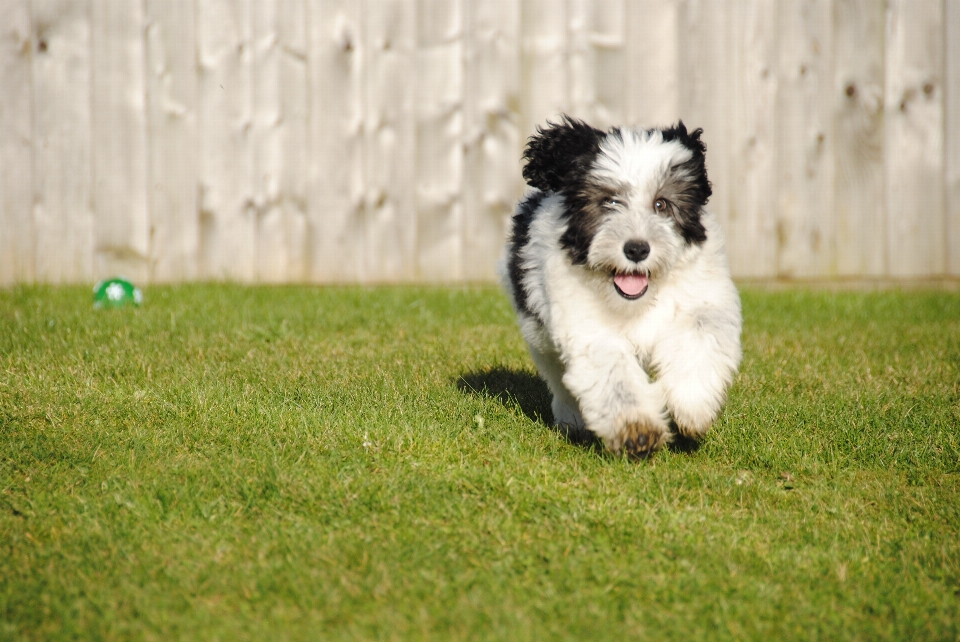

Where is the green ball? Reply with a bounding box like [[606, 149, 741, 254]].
[[93, 278, 143, 309]]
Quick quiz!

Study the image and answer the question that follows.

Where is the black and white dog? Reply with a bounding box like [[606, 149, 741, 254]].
[[500, 117, 742, 458]]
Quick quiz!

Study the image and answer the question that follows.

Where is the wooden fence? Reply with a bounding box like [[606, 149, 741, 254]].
[[1, 0, 959, 284]]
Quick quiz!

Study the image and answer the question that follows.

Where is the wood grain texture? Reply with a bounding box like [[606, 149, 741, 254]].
[[307, 0, 366, 282], [677, 0, 733, 254], [2, 1, 959, 283], [520, 0, 568, 140], [947, 0, 960, 275], [625, 0, 678, 128], [253, 0, 309, 283], [569, 0, 625, 128], [144, 0, 198, 282], [884, 0, 945, 277], [833, 0, 886, 276], [725, 0, 779, 278], [363, 0, 418, 282], [90, 0, 151, 282], [776, 0, 835, 277], [31, 0, 95, 283], [416, 0, 463, 281], [0, 0, 34, 284], [196, 0, 256, 281], [462, 0, 521, 281]]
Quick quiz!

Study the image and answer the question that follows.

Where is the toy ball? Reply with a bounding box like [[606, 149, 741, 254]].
[[93, 278, 143, 309]]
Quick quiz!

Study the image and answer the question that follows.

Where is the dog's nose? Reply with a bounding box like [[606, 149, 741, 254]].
[[623, 240, 650, 263]]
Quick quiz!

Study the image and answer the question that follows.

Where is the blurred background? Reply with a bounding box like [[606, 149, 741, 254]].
[[0, 0, 958, 285]]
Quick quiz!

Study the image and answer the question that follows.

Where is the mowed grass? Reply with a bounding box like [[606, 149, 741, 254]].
[[1, 284, 959, 641]]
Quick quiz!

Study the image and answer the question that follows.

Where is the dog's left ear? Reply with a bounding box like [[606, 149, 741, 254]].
[[522, 116, 605, 193], [661, 120, 708, 156]]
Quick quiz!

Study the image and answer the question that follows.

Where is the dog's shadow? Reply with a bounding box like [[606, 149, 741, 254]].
[[455, 366, 700, 455]]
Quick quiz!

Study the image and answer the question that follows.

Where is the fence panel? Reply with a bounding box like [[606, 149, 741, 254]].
[[1, 0, 959, 284], [31, 0, 96, 283], [883, 0, 945, 277], [0, 0, 34, 283], [833, 0, 886, 277]]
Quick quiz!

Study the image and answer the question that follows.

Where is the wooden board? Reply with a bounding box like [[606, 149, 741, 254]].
[[520, 0, 569, 139], [462, 0, 521, 281], [144, 0, 199, 282], [0, 0, 34, 284], [947, 0, 960, 275], [883, 0, 945, 277], [568, 0, 625, 129], [196, 0, 256, 281], [725, 0, 779, 278], [90, 0, 151, 282], [253, 0, 309, 283], [677, 0, 733, 255], [625, 0, 678, 128], [306, 0, 366, 282], [31, 0, 96, 283], [362, 0, 418, 282], [416, 0, 464, 281], [776, 0, 835, 277], [833, 0, 886, 277]]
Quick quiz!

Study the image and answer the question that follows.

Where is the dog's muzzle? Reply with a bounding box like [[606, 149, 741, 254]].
[[614, 240, 650, 299]]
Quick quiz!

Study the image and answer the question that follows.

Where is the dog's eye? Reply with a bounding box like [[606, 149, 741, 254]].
[[654, 198, 667, 212], [603, 197, 620, 208]]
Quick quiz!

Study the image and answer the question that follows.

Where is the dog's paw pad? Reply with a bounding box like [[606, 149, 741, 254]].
[[620, 422, 668, 459]]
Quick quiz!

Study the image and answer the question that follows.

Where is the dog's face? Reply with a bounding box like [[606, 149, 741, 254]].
[[522, 117, 712, 301]]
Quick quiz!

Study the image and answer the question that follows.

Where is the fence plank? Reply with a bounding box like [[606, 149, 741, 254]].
[[416, 0, 463, 281], [462, 0, 521, 281], [884, 0, 945, 277], [520, 0, 568, 138], [833, 0, 885, 277], [776, 0, 835, 277], [253, 0, 309, 282], [307, 0, 365, 282], [678, 0, 733, 251], [363, 0, 419, 281], [31, 0, 95, 283], [90, 0, 151, 282], [625, 0, 679, 128], [144, 0, 198, 282], [5, 0, 960, 284], [0, 0, 34, 284], [947, 0, 960, 275], [569, 0, 624, 128], [197, 0, 256, 280], [725, 0, 779, 277]]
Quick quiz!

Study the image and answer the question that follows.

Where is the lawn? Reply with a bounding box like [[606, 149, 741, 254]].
[[1, 283, 958, 641]]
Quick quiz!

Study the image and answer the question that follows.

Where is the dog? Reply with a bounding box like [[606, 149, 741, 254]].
[[499, 116, 742, 458]]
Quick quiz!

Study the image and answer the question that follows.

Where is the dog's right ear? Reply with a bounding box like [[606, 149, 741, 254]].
[[522, 116, 605, 193]]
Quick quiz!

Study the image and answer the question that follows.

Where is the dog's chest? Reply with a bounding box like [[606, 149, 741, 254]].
[[621, 291, 678, 356]]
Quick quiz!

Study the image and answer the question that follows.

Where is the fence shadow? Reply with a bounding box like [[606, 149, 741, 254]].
[[455, 366, 701, 455]]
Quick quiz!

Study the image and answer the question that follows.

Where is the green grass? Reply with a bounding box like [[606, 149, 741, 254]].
[[1, 284, 958, 641]]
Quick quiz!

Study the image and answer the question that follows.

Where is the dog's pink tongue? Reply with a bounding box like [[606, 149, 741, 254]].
[[614, 273, 648, 296]]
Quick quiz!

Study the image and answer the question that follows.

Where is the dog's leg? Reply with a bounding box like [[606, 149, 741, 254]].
[[560, 337, 670, 458], [652, 313, 741, 439], [528, 345, 584, 429]]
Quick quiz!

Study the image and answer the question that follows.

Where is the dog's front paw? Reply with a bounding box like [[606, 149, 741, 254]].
[[606, 417, 670, 459]]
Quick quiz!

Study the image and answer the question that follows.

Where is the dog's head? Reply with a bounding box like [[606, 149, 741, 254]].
[[523, 116, 711, 300]]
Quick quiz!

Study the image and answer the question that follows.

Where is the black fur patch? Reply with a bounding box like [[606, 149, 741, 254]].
[[507, 191, 547, 317], [522, 116, 605, 194], [658, 122, 711, 244], [559, 179, 628, 265]]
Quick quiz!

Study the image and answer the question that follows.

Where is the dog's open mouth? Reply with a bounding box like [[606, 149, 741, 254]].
[[613, 271, 649, 300]]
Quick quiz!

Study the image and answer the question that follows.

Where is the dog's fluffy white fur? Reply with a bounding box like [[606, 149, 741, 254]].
[[499, 117, 742, 457]]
